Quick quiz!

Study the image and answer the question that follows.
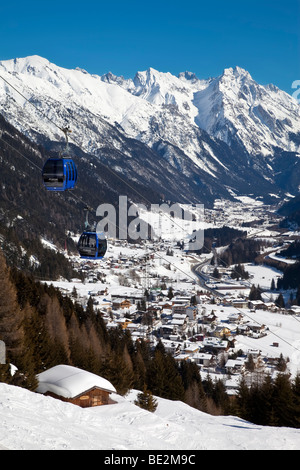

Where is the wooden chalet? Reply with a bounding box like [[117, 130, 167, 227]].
[[112, 298, 131, 309], [36, 365, 116, 408]]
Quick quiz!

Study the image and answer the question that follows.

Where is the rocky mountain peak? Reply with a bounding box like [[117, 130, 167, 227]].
[[0, 55, 300, 205]]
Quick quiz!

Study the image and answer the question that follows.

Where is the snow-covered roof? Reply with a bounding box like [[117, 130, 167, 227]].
[[36, 365, 116, 399]]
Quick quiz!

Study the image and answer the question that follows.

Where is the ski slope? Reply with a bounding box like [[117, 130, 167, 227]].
[[0, 383, 299, 450]]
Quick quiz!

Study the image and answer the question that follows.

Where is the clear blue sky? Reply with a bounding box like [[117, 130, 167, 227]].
[[1, 0, 299, 94]]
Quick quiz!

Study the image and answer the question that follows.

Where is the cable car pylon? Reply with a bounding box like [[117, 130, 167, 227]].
[[42, 125, 77, 191]]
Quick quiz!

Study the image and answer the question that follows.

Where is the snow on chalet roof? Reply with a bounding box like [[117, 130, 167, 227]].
[[36, 365, 116, 399]]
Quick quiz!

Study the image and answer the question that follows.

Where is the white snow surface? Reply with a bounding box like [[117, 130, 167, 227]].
[[0, 383, 300, 450]]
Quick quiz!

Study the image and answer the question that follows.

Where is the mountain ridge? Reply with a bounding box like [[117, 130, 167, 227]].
[[0, 55, 300, 206]]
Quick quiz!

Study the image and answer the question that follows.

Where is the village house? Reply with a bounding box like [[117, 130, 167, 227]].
[[227, 312, 244, 323], [36, 365, 116, 408], [247, 348, 261, 358], [158, 300, 173, 310], [162, 340, 181, 356], [170, 314, 188, 335], [112, 298, 131, 310], [225, 357, 246, 375], [244, 321, 266, 336], [288, 306, 300, 315], [174, 352, 190, 362], [248, 300, 267, 310], [183, 343, 199, 355], [160, 324, 174, 339], [236, 324, 251, 336], [263, 353, 283, 367], [92, 298, 112, 313], [146, 305, 162, 319], [200, 310, 218, 325], [230, 299, 249, 309], [115, 317, 132, 329], [192, 352, 213, 368], [172, 299, 190, 315], [185, 305, 197, 320], [213, 326, 232, 338], [263, 302, 277, 311], [203, 337, 228, 353], [225, 377, 240, 398], [195, 292, 212, 304]]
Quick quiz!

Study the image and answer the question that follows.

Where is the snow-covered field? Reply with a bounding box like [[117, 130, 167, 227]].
[[200, 303, 300, 378], [0, 383, 300, 451]]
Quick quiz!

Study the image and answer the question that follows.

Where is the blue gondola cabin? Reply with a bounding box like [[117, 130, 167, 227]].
[[42, 158, 77, 191], [77, 231, 107, 259]]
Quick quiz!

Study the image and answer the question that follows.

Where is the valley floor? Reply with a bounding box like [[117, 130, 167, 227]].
[[42, 198, 300, 390]]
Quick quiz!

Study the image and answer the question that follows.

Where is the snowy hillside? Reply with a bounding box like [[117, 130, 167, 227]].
[[0, 383, 300, 450], [1, 55, 300, 203]]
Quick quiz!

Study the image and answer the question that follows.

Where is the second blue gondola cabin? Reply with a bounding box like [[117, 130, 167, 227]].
[[77, 231, 107, 259]]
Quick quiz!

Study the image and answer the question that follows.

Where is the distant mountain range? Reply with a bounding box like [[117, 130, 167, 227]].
[[0, 55, 300, 209]]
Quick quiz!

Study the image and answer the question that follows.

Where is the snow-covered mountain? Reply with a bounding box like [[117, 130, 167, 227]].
[[0, 55, 300, 205], [192, 66, 300, 156], [102, 64, 300, 157]]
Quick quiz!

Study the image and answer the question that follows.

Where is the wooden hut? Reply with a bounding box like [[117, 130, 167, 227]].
[[36, 365, 116, 408]]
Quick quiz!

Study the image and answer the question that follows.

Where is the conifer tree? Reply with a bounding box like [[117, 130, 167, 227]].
[[236, 376, 251, 421], [275, 293, 285, 309], [134, 386, 158, 412], [163, 354, 185, 401], [272, 373, 295, 427], [146, 348, 166, 397], [146, 342, 184, 401], [245, 354, 255, 372], [180, 361, 208, 412], [292, 373, 300, 428], [276, 353, 287, 372], [212, 379, 230, 414], [131, 340, 148, 390], [249, 374, 274, 426], [0, 363, 13, 383], [246, 382, 265, 425], [0, 250, 24, 359], [101, 349, 134, 396], [202, 373, 214, 400], [44, 294, 70, 360], [23, 306, 58, 373], [249, 284, 262, 301], [167, 286, 174, 300]]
